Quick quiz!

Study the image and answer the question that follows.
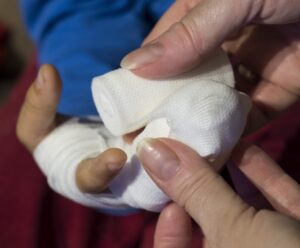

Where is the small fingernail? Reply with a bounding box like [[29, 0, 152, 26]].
[[35, 68, 45, 90], [107, 162, 124, 171], [120, 42, 164, 70], [137, 138, 180, 181]]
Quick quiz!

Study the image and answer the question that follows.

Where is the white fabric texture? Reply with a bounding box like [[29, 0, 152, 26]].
[[34, 49, 251, 212]]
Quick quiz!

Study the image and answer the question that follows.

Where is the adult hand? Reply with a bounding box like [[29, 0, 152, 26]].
[[121, 0, 300, 131], [16, 64, 127, 194], [137, 138, 300, 248], [123, 0, 300, 213]]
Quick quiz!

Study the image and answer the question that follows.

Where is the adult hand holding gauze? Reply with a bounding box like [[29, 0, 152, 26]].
[[33, 48, 251, 212]]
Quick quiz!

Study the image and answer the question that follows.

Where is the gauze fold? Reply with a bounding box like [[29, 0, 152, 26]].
[[34, 49, 251, 212]]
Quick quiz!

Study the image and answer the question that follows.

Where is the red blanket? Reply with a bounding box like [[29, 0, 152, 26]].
[[0, 58, 299, 248]]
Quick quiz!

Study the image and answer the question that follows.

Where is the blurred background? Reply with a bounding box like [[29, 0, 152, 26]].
[[0, 0, 33, 105]]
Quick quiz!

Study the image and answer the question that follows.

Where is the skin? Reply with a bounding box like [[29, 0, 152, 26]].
[[120, 0, 300, 246], [17, 0, 300, 246], [16, 65, 128, 194], [138, 138, 300, 248], [16, 62, 300, 248], [17, 0, 300, 197], [122, 0, 300, 132]]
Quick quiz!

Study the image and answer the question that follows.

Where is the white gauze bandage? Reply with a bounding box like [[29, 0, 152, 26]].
[[34, 49, 251, 212]]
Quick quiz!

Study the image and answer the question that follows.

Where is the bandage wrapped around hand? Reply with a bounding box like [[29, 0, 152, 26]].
[[34, 49, 251, 212]]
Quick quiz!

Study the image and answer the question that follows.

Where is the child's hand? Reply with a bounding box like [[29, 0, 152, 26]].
[[16, 64, 127, 194]]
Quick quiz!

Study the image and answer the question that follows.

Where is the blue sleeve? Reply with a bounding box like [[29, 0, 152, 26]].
[[147, 0, 174, 23], [20, 0, 173, 117]]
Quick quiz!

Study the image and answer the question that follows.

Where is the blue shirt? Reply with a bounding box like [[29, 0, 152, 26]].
[[20, 0, 173, 116]]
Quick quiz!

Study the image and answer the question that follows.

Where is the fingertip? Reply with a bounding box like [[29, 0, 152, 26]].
[[38, 64, 62, 95], [232, 141, 262, 168], [154, 203, 192, 248], [41, 64, 61, 82], [76, 148, 127, 193], [160, 203, 191, 224], [100, 148, 127, 171], [30, 64, 62, 108]]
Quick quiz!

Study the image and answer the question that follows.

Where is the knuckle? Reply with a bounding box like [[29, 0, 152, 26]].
[[221, 206, 256, 247], [174, 168, 219, 210], [170, 20, 203, 59], [181, 17, 204, 54]]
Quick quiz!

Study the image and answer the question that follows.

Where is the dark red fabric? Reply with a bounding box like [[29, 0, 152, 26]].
[[0, 59, 200, 248], [0, 22, 9, 43], [0, 21, 9, 68], [0, 57, 299, 248]]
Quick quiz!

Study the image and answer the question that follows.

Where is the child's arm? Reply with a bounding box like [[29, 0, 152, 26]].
[[19, 0, 163, 116]]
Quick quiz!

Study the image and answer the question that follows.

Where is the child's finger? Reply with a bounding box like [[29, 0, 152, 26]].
[[76, 148, 127, 193], [16, 64, 62, 152]]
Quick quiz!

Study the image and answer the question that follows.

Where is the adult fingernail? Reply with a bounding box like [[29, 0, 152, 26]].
[[120, 42, 164, 70], [35, 68, 45, 90], [137, 138, 180, 181]]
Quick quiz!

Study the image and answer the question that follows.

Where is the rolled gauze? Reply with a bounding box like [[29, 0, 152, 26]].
[[92, 49, 235, 136], [91, 49, 251, 211], [33, 49, 251, 213]]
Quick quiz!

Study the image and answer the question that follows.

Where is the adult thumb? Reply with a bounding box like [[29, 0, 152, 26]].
[[137, 138, 254, 247], [121, 0, 254, 79]]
